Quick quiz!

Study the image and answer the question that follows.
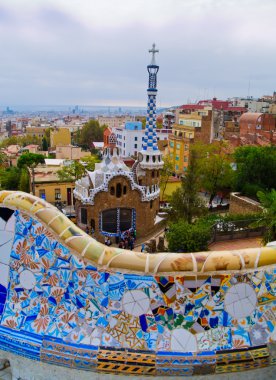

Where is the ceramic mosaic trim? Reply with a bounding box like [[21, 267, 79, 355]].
[[0, 190, 276, 376], [1, 191, 276, 274]]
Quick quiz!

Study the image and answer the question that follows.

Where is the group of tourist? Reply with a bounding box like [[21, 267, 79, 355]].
[[117, 228, 136, 250]]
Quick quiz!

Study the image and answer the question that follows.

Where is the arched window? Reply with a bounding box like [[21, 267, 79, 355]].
[[153, 156, 156, 162], [151, 171, 155, 178], [146, 155, 149, 162], [150, 200, 153, 209], [116, 183, 122, 198], [110, 186, 115, 195], [123, 185, 127, 195]]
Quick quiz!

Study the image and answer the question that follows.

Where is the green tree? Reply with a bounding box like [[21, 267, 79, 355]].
[[17, 153, 45, 194], [234, 146, 276, 198], [0, 152, 9, 168], [169, 149, 206, 223], [76, 120, 105, 149], [19, 168, 30, 192], [252, 190, 276, 244], [196, 141, 234, 204], [57, 155, 100, 182], [0, 167, 21, 190], [160, 155, 174, 201], [81, 155, 100, 171], [0, 136, 18, 148], [42, 137, 48, 151], [166, 219, 211, 252], [57, 160, 86, 182]]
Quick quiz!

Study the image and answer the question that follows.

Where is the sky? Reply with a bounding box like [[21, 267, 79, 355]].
[[0, 0, 276, 107]]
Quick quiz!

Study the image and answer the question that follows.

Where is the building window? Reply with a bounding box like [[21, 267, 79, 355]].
[[150, 200, 153, 209], [152, 171, 155, 178], [176, 143, 180, 149], [134, 144, 137, 148], [55, 188, 61, 200], [135, 137, 138, 141], [116, 183, 122, 198], [39, 189, 46, 200], [184, 156, 188, 162], [175, 165, 179, 170], [184, 144, 188, 150], [80, 208, 87, 225], [170, 141, 174, 147], [110, 186, 115, 195], [123, 185, 127, 195], [175, 155, 179, 161], [101, 208, 117, 233], [101, 208, 134, 235]]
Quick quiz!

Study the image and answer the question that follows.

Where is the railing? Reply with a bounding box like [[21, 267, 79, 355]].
[[210, 218, 265, 243]]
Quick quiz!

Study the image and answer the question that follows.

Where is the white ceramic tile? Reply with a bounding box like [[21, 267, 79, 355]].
[[171, 328, 197, 352], [0, 263, 9, 289], [19, 269, 36, 290], [224, 283, 256, 318], [0, 231, 14, 265], [122, 290, 150, 316]]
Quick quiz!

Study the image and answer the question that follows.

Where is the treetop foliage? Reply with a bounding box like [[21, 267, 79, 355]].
[[234, 145, 276, 198]]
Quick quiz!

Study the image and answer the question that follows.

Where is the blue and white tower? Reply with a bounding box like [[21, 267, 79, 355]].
[[138, 44, 163, 170]]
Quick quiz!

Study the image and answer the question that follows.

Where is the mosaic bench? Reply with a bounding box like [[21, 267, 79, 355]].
[[0, 190, 275, 377]]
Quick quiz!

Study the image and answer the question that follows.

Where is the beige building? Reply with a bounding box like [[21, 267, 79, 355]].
[[32, 164, 75, 207], [97, 116, 135, 129], [55, 145, 91, 160], [26, 126, 48, 142], [50, 128, 71, 148]]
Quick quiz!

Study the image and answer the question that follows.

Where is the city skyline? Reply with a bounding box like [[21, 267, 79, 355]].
[[0, 0, 276, 107]]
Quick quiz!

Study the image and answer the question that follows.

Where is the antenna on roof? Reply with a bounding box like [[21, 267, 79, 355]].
[[247, 79, 251, 99]]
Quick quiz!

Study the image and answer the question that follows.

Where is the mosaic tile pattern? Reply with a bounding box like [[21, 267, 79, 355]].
[[0, 196, 276, 375]]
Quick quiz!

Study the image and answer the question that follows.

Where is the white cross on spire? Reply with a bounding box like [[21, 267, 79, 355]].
[[149, 43, 159, 65]]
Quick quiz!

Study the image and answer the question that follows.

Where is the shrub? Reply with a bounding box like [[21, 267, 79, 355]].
[[166, 220, 211, 253]]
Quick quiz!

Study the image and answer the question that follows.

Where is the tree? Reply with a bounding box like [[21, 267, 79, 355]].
[[166, 219, 211, 252], [0, 167, 21, 190], [42, 137, 48, 151], [196, 141, 234, 204], [19, 168, 30, 193], [252, 190, 276, 244], [234, 146, 276, 198], [76, 120, 105, 149], [0, 152, 9, 168], [57, 155, 100, 182], [57, 161, 86, 182], [17, 153, 45, 194], [169, 149, 206, 223], [160, 155, 174, 201]]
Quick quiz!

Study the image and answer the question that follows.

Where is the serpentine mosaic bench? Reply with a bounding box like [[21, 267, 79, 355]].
[[0, 190, 276, 376]]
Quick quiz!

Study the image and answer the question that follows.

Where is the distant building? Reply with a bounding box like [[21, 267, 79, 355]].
[[239, 112, 276, 145], [55, 145, 91, 160], [97, 115, 135, 129], [26, 126, 48, 142], [115, 121, 169, 158], [229, 97, 270, 113], [50, 128, 71, 148]]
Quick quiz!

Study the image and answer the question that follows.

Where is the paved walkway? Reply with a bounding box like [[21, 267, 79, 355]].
[[209, 237, 262, 251]]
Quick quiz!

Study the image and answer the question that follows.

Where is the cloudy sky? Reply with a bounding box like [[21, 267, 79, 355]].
[[0, 0, 275, 107]]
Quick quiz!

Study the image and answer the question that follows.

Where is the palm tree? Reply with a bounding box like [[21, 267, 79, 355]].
[[254, 189, 276, 244]]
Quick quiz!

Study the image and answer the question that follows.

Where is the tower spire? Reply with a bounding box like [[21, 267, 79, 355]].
[[139, 43, 163, 171]]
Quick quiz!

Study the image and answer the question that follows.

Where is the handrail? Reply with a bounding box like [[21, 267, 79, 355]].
[[0, 190, 275, 274]]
